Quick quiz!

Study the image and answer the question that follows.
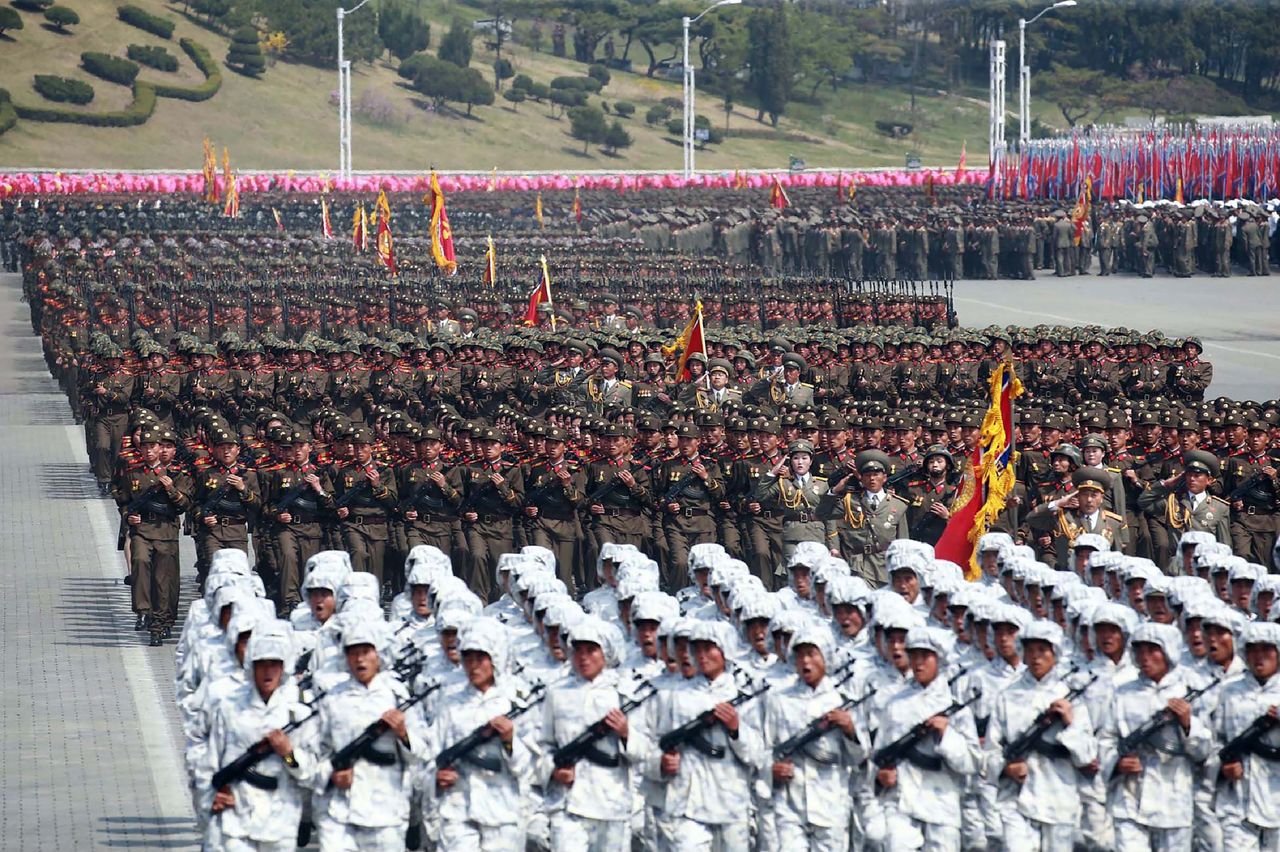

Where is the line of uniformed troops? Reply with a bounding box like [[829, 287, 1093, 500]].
[[176, 513, 1280, 852], [51, 305, 1280, 646]]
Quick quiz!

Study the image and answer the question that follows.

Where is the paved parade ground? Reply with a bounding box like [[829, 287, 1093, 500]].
[[0, 268, 1276, 847]]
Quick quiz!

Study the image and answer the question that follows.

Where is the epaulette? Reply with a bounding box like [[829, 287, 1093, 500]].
[[1210, 495, 1230, 506], [620, 380, 632, 388], [1103, 510, 1124, 521]]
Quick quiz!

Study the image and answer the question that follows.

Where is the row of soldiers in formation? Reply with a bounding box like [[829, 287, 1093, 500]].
[[93, 365, 1280, 651], [174, 522, 1280, 852], [8, 187, 1280, 282], [606, 199, 1280, 281]]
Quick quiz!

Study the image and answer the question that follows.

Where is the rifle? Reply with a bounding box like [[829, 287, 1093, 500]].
[[771, 660, 869, 761], [333, 477, 373, 511], [210, 685, 329, 792], [873, 689, 982, 771], [272, 477, 313, 519], [328, 680, 444, 775], [1001, 670, 1097, 764], [1228, 472, 1273, 505], [435, 682, 547, 770], [1218, 710, 1280, 765], [117, 482, 168, 549], [661, 468, 703, 505], [1113, 677, 1220, 764], [657, 679, 771, 755], [552, 678, 659, 769], [887, 465, 921, 490]]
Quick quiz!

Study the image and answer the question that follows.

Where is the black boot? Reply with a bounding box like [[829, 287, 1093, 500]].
[[296, 821, 313, 847], [134, 614, 144, 631], [405, 822, 422, 850], [148, 633, 163, 647]]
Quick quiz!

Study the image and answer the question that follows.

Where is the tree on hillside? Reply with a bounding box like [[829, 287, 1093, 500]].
[[379, 2, 429, 62], [192, 0, 231, 24], [568, 104, 607, 153], [493, 57, 513, 91], [0, 7, 26, 35], [747, 5, 793, 127], [44, 5, 79, 33], [603, 119, 632, 155], [439, 17, 474, 68], [1035, 64, 1129, 127], [226, 25, 266, 76]]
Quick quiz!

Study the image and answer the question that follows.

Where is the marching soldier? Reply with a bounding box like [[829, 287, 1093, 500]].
[[84, 344, 135, 494], [398, 426, 463, 554], [904, 444, 958, 546], [116, 426, 191, 646], [585, 422, 653, 555], [331, 426, 398, 591], [584, 348, 632, 415], [523, 426, 586, 593], [654, 424, 725, 590], [1221, 419, 1280, 564], [459, 427, 525, 602], [261, 430, 335, 615], [1138, 449, 1232, 555], [826, 449, 910, 587], [190, 426, 260, 588], [1027, 468, 1128, 569], [754, 439, 832, 565]]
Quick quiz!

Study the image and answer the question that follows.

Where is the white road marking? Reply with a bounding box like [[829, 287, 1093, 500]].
[[68, 426, 193, 822]]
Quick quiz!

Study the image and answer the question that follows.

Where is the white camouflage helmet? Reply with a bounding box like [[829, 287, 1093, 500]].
[[905, 625, 955, 667], [1129, 622, 1184, 670], [243, 618, 296, 678], [458, 616, 511, 673]]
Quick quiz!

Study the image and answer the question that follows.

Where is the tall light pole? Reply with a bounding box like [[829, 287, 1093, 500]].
[[683, 0, 741, 181], [337, 0, 374, 179], [1019, 0, 1076, 148]]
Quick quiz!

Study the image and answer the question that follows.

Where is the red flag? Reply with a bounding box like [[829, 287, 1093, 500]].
[[573, 186, 582, 225], [935, 362, 1024, 578], [835, 171, 844, 200], [524, 254, 553, 326], [321, 197, 333, 239], [955, 141, 967, 180], [662, 301, 706, 382], [934, 444, 983, 570], [769, 177, 789, 210], [272, 207, 284, 232], [426, 170, 457, 275]]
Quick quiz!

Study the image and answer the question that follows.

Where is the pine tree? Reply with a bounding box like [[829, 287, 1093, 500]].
[[226, 25, 265, 76]]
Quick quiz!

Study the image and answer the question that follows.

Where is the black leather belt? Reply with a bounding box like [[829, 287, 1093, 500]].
[[350, 516, 386, 525], [785, 511, 818, 523], [602, 508, 642, 517], [139, 512, 177, 523]]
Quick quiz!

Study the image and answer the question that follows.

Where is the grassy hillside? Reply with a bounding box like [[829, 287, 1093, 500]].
[[0, 0, 990, 171]]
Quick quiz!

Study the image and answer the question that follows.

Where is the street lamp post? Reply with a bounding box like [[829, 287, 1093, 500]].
[[683, 0, 741, 181], [337, 0, 374, 179], [1019, 0, 1076, 148]]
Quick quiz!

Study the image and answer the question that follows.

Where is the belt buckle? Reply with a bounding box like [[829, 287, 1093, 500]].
[[683, 508, 695, 519], [798, 512, 812, 523], [1246, 506, 1258, 515]]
